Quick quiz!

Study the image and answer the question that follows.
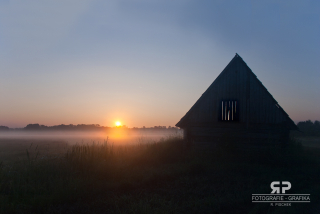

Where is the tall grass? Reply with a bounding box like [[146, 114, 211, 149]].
[[0, 137, 319, 213]]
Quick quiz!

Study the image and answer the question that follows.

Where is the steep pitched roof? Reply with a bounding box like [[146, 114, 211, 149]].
[[176, 54, 298, 130]]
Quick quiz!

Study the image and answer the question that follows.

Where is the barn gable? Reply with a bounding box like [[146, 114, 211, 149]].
[[176, 54, 297, 131]]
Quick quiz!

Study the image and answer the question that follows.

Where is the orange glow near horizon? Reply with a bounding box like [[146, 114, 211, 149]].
[[115, 121, 121, 127]]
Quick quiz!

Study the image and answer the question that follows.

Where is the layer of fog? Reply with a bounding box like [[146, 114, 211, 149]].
[[0, 129, 183, 145]]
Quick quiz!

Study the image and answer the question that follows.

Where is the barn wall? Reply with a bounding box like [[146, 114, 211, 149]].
[[183, 56, 289, 126], [186, 125, 290, 144]]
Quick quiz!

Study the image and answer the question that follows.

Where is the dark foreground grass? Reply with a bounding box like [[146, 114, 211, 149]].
[[0, 137, 319, 214]]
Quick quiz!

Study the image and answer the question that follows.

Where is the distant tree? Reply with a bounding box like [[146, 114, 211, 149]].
[[297, 120, 320, 136], [24, 124, 41, 130], [0, 126, 10, 131]]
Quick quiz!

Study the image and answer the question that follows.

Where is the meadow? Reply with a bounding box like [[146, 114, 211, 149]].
[[0, 134, 320, 214]]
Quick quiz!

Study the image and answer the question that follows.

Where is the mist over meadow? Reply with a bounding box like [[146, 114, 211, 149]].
[[0, 123, 182, 145]]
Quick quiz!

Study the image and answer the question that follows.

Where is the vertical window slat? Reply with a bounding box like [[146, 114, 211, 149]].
[[225, 104, 227, 120], [222, 101, 224, 121], [232, 101, 233, 120]]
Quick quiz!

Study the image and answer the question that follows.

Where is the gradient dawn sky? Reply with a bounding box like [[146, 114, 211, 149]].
[[0, 0, 319, 128]]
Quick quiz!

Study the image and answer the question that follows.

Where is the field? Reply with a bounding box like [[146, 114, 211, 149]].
[[0, 135, 320, 214], [294, 136, 320, 149]]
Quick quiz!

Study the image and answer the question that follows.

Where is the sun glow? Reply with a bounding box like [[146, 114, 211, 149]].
[[115, 121, 121, 127]]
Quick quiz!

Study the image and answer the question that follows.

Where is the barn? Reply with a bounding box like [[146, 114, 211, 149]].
[[176, 54, 298, 144]]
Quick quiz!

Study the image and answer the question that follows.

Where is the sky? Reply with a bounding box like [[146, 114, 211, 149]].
[[0, 0, 319, 128]]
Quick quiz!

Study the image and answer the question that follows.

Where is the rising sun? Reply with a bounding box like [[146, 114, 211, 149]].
[[115, 121, 121, 127]]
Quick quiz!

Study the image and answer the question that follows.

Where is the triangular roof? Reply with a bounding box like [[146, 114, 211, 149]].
[[176, 54, 298, 130]]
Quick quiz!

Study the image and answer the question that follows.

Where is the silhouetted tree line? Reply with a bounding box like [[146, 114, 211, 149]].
[[296, 120, 320, 136], [0, 124, 179, 131], [24, 124, 105, 131]]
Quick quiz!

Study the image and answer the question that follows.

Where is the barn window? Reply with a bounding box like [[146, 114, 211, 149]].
[[220, 100, 239, 121]]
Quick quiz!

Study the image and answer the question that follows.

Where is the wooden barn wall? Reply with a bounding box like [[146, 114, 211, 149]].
[[185, 56, 288, 126], [187, 126, 289, 143]]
